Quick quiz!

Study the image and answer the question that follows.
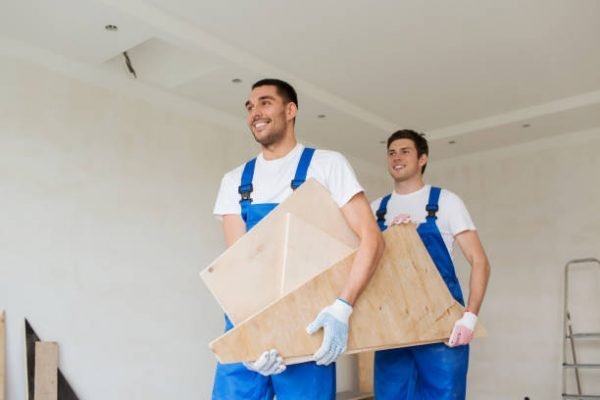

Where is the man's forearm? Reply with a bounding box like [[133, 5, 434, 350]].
[[466, 258, 490, 315], [338, 230, 384, 305]]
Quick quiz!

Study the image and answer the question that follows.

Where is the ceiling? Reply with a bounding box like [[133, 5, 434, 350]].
[[1, 0, 599, 164]]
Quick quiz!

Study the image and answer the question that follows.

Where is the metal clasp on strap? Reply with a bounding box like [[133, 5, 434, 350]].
[[290, 179, 304, 190], [238, 183, 254, 203], [376, 208, 387, 223], [426, 205, 438, 219]]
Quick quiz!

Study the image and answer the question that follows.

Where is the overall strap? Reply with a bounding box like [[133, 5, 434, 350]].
[[291, 147, 316, 190], [376, 194, 392, 231], [238, 158, 256, 222], [426, 186, 442, 220]]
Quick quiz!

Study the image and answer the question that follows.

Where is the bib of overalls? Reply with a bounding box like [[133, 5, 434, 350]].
[[376, 187, 464, 305], [212, 147, 336, 400]]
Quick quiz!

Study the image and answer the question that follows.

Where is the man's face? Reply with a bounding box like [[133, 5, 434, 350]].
[[387, 138, 427, 182], [245, 85, 295, 147]]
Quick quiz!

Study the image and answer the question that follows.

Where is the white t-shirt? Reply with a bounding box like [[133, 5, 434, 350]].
[[370, 185, 476, 257], [214, 144, 364, 217]]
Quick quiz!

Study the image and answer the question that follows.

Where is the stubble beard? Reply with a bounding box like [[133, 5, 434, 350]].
[[251, 124, 286, 148]]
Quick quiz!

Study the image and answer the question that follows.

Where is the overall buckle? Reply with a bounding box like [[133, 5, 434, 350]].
[[290, 179, 304, 190], [238, 183, 253, 202]]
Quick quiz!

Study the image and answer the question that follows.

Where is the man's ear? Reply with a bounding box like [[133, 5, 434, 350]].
[[418, 153, 428, 169], [286, 102, 297, 121]]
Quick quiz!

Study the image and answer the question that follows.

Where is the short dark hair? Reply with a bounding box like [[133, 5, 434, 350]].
[[387, 129, 429, 174], [252, 79, 298, 108]]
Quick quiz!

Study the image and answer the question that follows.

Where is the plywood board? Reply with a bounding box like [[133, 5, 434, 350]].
[[210, 224, 485, 364], [281, 214, 354, 295], [201, 213, 288, 326], [34, 342, 58, 400], [0, 311, 5, 400], [25, 320, 79, 400], [200, 179, 360, 326]]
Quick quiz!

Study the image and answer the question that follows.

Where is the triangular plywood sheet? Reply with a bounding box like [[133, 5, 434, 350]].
[[210, 224, 485, 364], [281, 214, 354, 295], [25, 320, 79, 400], [201, 179, 359, 325], [201, 213, 288, 326]]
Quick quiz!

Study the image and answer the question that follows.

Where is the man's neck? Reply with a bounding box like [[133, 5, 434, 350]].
[[393, 177, 425, 195], [261, 132, 298, 160]]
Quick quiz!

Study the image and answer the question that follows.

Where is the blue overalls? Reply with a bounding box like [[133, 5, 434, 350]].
[[373, 187, 469, 400], [212, 147, 336, 400]]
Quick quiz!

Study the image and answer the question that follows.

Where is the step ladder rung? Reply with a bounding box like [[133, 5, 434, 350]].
[[562, 258, 600, 398], [562, 394, 600, 399], [567, 333, 600, 339], [563, 363, 600, 369]]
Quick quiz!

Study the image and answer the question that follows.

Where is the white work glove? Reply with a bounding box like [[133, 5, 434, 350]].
[[447, 311, 477, 347], [243, 349, 286, 376], [306, 298, 353, 365]]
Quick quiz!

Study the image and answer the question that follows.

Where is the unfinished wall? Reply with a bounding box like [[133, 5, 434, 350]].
[[0, 55, 227, 399]]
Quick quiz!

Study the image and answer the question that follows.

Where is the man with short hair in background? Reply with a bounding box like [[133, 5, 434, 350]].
[[371, 129, 491, 400]]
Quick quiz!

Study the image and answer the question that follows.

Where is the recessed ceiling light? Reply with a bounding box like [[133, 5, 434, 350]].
[[231, 78, 242, 83], [448, 140, 456, 144], [522, 123, 531, 128], [317, 114, 326, 119], [105, 24, 118, 32]]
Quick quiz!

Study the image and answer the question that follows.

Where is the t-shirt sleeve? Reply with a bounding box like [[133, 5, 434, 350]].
[[323, 152, 364, 207], [445, 191, 476, 236], [213, 172, 241, 217]]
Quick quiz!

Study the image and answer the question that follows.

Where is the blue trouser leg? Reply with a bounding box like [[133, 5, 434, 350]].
[[212, 359, 335, 400], [272, 361, 336, 400], [414, 343, 469, 400], [374, 348, 419, 400], [212, 362, 274, 400], [375, 343, 469, 400]]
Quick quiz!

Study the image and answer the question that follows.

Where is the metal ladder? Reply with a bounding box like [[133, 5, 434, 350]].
[[562, 258, 600, 399]]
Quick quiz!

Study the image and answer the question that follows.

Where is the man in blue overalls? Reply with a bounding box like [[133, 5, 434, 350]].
[[212, 79, 384, 399], [371, 130, 491, 399]]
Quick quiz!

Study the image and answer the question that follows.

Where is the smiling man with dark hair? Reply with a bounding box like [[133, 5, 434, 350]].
[[211, 79, 384, 399], [371, 129, 491, 400]]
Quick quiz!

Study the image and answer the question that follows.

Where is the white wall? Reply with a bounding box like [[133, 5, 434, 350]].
[[0, 56, 245, 400], [0, 56, 389, 399], [423, 129, 600, 399]]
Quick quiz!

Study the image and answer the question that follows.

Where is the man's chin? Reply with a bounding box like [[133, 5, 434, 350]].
[[252, 132, 282, 147]]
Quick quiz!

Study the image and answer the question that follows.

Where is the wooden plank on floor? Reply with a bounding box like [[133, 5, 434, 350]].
[[210, 224, 485, 364], [335, 391, 374, 400], [34, 342, 58, 400], [25, 320, 79, 400], [1, 311, 5, 400]]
